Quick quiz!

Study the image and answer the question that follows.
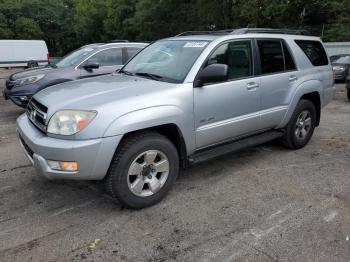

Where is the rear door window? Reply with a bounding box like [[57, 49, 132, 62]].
[[295, 40, 328, 66], [282, 42, 296, 71], [258, 40, 285, 74]]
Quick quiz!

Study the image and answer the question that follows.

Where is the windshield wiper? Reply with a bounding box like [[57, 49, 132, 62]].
[[118, 70, 134, 76], [134, 72, 163, 81]]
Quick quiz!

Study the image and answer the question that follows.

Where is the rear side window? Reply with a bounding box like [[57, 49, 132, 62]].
[[295, 40, 328, 66], [258, 40, 285, 74]]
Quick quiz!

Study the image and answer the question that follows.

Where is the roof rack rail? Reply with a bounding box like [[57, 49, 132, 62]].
[[176, 28, 311, 37], [232, 28, 311, 35], [176, 30, 236, 36], [107, 40, 129, 43]]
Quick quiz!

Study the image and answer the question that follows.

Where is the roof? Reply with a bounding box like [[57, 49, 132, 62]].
[[81, 42, 148, 49], [165, 28, 317, 42]]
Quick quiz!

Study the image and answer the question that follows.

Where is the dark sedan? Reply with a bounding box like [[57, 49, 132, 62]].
[[331, 55, 350, 82], [3, 42, 147, 107]]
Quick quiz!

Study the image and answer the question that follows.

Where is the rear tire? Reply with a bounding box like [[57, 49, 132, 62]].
[[347, 89, 350, 101], [104, 132, 179, 209], [282, 99, 317, 149], [27, 61, 38, 68]]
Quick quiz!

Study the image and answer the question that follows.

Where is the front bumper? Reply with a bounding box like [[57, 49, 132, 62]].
[[3, 82, 40, 107], [334, 72, 347, 81], [17, 114, 122, 180]]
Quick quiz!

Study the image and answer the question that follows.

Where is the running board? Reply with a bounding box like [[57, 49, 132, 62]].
[[189, 130, 284, 165]]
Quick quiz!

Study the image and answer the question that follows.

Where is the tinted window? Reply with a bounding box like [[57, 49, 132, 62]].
[[126, 47, 142, 61], [206, 40, 253, 80], [258, 40, 284, 74], [86, 48, 122, 66], [295, 40, 328, 66], [282, 42, 296, 71]]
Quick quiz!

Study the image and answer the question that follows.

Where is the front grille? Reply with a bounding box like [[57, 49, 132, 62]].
[[26, 98, 48, 132]]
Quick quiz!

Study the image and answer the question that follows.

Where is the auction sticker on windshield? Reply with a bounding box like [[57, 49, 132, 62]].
[[184, 42, 208, 48]]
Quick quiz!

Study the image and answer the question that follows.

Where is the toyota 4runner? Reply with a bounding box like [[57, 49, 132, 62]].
[[17, 28, 336, 208]]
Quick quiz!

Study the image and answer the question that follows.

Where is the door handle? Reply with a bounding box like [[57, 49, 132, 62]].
[[289, 75, 298, 82], [246, 82, 259, 91]]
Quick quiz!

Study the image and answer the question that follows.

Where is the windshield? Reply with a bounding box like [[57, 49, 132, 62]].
[[55, 47, 96, 68], [333, 56, 350, 64], [121, 40, 209, 83]]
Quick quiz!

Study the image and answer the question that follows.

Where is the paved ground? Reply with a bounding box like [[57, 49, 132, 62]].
[[0, 74, 350, 261]]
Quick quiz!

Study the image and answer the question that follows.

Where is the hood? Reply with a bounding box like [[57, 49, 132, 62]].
[[10, 66, 66, 80], [34, 73, 178, 116]]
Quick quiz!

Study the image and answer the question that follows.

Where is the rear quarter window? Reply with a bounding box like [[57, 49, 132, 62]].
[[295, 40, 328, 66]]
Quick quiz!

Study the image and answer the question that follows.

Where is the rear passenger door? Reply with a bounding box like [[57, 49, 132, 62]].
[[257, 39, 301, 129], [79, 47, 124, 78], [194, 39, 262, 148]]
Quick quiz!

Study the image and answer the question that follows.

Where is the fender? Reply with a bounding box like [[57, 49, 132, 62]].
[[45, 78, 72, 88], [103, 105, 196, 154], [277, 79, 322, 128]]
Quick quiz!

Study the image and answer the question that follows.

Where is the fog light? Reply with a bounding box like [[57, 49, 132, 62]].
[[47, 160, 78, 171], [18, 96, 28, 101]]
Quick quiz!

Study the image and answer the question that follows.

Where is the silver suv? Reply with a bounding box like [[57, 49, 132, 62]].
[[17, 29, 335, 208]]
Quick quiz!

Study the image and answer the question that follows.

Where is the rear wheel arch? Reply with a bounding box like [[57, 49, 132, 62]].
[[300, 91, 321, 126]]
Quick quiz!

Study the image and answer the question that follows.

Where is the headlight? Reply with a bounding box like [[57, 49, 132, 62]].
[[15, 74, 45, 86], [333, 66, 345, 71], [47, 110, 97, 135]]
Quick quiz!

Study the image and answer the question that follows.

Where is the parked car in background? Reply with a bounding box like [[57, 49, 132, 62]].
[[346, 74, 350, 100], [331, 54, 350, 82], [0, 40, 49, 68], [16, 28, 335, 209], [3, 42, 148, 107], [330, 54, 350, 62]]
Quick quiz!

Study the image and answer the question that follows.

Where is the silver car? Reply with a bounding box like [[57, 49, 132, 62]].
[[17, 28, 335, 208]]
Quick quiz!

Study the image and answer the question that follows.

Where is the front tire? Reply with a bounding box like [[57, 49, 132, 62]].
[[105, 132, 179, 209], [282, 99, 317, 149]]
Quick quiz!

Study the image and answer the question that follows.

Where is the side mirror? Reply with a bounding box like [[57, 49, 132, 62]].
[[83, 62, 100, 71], [196, 64, 228, 87]]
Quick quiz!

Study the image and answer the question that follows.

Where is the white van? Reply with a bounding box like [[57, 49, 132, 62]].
[[0, 40, 49, 68]]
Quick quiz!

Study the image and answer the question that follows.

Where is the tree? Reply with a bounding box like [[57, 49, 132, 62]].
[[14, 17, 42, 39]]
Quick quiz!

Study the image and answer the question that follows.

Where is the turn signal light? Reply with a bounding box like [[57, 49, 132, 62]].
[[47, 160, 79, 172]]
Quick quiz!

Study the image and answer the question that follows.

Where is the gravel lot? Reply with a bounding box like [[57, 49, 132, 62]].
[[0, 73, 350, 261]]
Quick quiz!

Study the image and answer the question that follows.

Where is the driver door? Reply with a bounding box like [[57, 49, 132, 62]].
[[79, 47, 123, 78], [194, 39, 262, 149]]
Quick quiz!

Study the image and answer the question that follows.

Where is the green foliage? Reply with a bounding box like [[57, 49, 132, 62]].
[[0, 0, 349, 55], [14, 17, 42, 38]]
